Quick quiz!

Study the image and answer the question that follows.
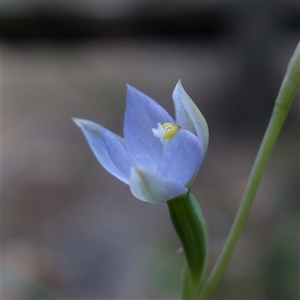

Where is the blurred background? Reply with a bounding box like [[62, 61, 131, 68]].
[[2, 2, 299, 299]]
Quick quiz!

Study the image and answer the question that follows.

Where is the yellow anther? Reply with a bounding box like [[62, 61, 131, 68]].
[[161, 123, 180, 139]]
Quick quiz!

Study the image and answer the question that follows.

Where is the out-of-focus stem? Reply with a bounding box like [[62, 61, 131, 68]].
[[199, 42, 300, 300]]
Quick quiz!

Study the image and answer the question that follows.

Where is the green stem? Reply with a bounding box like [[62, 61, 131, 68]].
[[199, 42, 300, 300], [167, 192, 207, 299]]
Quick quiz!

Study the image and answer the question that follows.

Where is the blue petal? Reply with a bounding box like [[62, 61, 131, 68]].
[[124, 85, 174, 170], [157, 128, 202, 187], [130, 167, 188, 203], [172, 80, 209, 156], [73, 118, 135, 184]]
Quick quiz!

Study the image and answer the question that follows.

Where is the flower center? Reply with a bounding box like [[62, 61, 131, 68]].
[[152, 122, 180, 145]]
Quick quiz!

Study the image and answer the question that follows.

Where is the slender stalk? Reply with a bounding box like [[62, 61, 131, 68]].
[[167, 192, 207, 299], [199, 42, 300, 300]]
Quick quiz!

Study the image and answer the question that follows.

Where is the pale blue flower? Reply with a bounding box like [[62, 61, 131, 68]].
[[74, 81, 208, 203]]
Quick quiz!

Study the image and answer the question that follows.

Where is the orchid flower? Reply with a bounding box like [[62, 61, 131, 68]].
[[74, 81, 208, 204], [74, 80, 209, 298]]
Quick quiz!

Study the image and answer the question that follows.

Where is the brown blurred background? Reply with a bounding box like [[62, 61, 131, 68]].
[[2, 2, 299, 299]]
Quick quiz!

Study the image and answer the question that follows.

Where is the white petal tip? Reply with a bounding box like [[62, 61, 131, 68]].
[[72, 118, 85, 127], [72, 118, 99, 131]]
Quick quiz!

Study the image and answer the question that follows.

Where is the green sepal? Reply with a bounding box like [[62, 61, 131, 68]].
[[167, 191, 208, 298]]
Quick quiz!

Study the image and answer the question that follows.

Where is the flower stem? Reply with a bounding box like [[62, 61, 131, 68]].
[[199, 42, 300, 300], [167, 192, 208, 299]]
